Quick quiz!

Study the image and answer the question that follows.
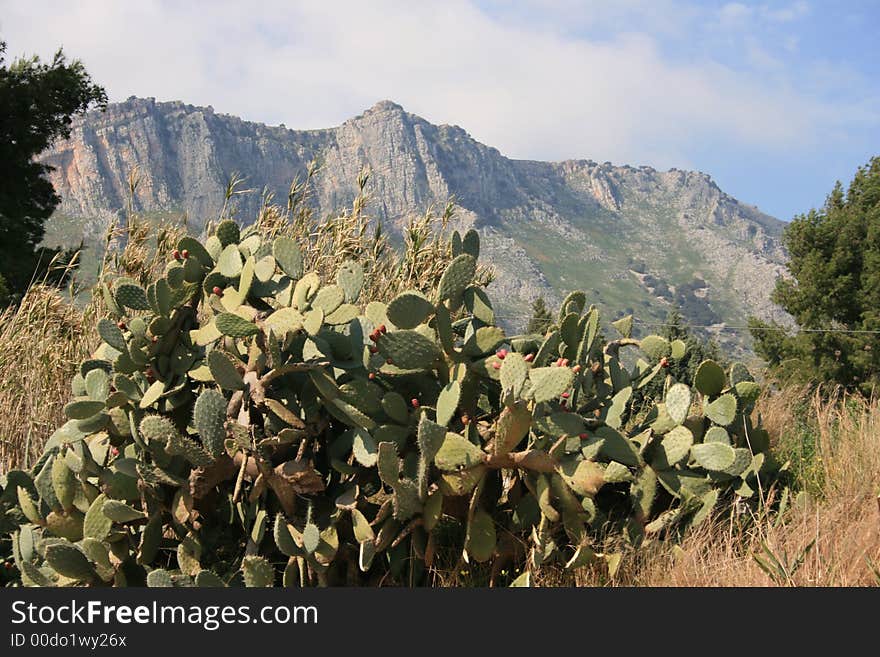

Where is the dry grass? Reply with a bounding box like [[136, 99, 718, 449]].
[[536, 386, 880, 587], [0, 284, 94, 470]]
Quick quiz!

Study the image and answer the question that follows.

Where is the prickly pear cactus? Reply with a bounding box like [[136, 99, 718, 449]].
[[0, 221, 785, 587]]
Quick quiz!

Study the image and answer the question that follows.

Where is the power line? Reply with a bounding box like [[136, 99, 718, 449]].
[[484, 313, 880, 335]]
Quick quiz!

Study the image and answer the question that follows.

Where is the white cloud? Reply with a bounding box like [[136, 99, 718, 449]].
[[0, 0, 870, 174]]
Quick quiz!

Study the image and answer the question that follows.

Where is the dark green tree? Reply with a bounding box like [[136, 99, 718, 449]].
[[750, 157, 880, 392], [527, 296, 553, 334], [0, 41, 106, 302]]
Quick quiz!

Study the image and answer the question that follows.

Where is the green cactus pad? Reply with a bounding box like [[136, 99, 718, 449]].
[[377, 441, 400, 487], [557, 458, 605, 497], [217, 244, 243, 278], [83, 494, 112, 540], [264, 307, 304, 335], [734, 380, 761, 406], [102, 499, 146, 522], [377, 330, 441, 370], [465, 509, 496, 563], [325, 303, 359, 325], [392, 479, 421, 520], [528, 366, 574, 403], [463, 286, 494, 324], [593, 426, 641, 467], [193, 389, 228, 457], [671, 339, 687, 360], [114, 280, 150, 311], [273, 236, 303, 279], [694, 360, 726, 397], [387, 290, 434, 329], [215, 219, 240, 247], [462, 229, 480, 258], [17, 486, 43, 525], [704, 426, 731, 444], [463, 326, 505, 356], [215, 312, 259, 338], [435, 381, 461, 426], [558, 291, 587, 321], [146, 569, 175, 587], [704, 394, 737, 426], [381, 392, 409, 424], [499, 352, 529, 398], [44, 542, 96, 581], [639, 335, 671, 361], [434, 432, 484, 471], [167, 431, 214, 467], [97, 319, 127, 352], [665, 383, 692, 425], [64, 399, 105, 420], [611, 314, 634, 338], [494, 402, 531, 455], [311, 285, 344, 315], [139, 415, 178, 446], [351, 428, 378, 467], [50, 458, 76, 511], [241, 555, 274, 587], [691, 442, 736, 471], [176, 236, 214, 267], [207, 350, 245, 391], [336, 260, 364, 302], [437, 254, 476, 302], [654, 426, 694, 469]]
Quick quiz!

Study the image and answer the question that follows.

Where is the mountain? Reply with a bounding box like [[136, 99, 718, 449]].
[[38, 96, 788, 351]]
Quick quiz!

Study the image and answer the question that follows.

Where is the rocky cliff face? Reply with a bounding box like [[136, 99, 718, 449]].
[[40, 97, 788, 348]]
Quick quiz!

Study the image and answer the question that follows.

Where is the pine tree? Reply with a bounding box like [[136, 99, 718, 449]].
[[750, 157, 880, 392], [527, 296, 553, 334]]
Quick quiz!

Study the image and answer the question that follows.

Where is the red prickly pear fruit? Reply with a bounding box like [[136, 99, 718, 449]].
[[461, 414, 470, 426], [572, 364, 582, 373], [524, 353, 535, 363], [110, 446, 119, 457], [212, 286, 223, 296], [411, 398, 420, 408], [172, 249, 180, 260], [377, 324, 387, 334], [660, 357, 670, 368], [368, 372, 376, 380], [492, 361, 501, 370], [561, 392, 570, 399], [555, 357, 564, 367], [151, 335, 159, 344], [369, 345, 378, 354], [117, 321, 126, 330], [496, 348, 508, 359], [386, 357, 393, 365], [561, 358, 570, 367], [579, 433, 588, 439], [181, 249, 189, 259], [369, 331, 380, 342]]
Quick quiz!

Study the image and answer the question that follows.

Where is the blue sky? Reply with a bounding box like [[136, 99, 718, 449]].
[[1, 0, 877, 221]]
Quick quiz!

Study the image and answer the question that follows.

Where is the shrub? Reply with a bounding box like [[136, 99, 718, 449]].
[[0, 220, 785, 587]]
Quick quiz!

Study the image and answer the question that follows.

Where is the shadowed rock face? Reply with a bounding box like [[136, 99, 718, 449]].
[[40, 96, 788, 348]]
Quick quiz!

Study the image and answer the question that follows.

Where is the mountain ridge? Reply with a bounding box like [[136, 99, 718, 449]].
[[38, 96, 788, 349]]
